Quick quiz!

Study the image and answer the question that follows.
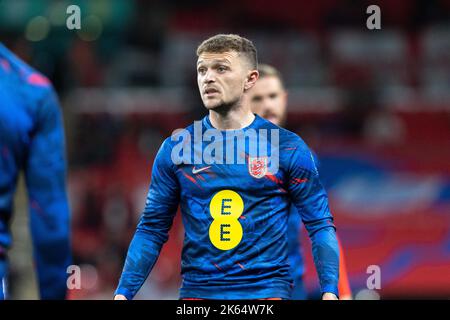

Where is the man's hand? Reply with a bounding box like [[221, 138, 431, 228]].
[[322, 292, 338, 300], [114, 294, 128, 300]]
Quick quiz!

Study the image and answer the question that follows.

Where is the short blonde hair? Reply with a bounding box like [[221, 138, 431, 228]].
[[197, 34, 258, 69]]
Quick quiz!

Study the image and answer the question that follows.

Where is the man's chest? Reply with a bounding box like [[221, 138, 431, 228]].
[[175, 161, 288, 200]]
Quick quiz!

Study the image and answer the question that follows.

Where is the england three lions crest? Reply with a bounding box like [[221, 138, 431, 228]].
[[248, 156, 268, 179]]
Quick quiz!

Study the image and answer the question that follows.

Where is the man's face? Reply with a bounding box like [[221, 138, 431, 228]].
[[245, 76, 287, 126], [197, 51, 253, 110]]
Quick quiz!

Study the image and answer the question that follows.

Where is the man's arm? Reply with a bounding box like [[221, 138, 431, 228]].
[[24, 87, 71, 300], [287, 139, 339, 299], [114, 140, 180, 300]]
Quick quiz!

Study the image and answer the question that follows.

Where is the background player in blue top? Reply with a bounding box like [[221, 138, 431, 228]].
[[0, 43, 71, 299], [244, 63, 353, 300], [114, 34, 339, 300]]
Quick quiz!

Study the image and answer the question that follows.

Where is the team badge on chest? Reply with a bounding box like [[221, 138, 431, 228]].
[[248, 156, 268, 179]]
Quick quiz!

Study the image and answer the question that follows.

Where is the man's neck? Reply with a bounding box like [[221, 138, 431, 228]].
[[208, 103, 255, 130]]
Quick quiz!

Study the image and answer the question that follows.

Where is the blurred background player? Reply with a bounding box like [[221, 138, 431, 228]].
[[115, 34, 340, 300], [0, 42, 71, 299], [244, 64, 352, 299]]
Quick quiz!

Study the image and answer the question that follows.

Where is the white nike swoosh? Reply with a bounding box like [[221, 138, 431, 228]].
[[192, 166, 211, 174]]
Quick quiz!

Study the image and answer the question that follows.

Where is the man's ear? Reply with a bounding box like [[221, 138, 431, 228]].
[[244, 70, 259, 91]]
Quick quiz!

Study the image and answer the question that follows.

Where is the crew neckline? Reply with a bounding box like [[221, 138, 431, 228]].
[[203, 113, 261, 132]]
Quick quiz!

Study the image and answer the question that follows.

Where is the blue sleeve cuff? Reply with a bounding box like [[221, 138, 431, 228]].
[[114, 287, 134, 300], [322, 284, 339, 298]]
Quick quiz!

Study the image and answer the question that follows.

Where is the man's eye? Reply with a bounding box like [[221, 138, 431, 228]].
[[217, 66, 226, 72], [198, 68, 206, 74]]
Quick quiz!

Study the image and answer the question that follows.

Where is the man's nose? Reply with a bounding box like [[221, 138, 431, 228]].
[[203, 70, 215, 83], [262, 100, 276, 112]]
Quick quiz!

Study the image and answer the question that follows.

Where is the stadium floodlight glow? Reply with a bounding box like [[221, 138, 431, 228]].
[[77, 15, 103, 41], [25, 16, 50, 42]]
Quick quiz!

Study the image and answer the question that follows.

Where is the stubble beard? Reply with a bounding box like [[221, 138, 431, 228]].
[[205, 95, 242, 116]]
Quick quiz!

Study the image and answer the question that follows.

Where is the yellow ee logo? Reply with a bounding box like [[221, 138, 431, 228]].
[[208, 190, 244, 250]]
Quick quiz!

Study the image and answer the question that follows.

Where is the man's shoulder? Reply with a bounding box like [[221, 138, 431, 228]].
[[1, 43, 53, 98], [255, 119, 314, 169], [260, 120, 308, 150]]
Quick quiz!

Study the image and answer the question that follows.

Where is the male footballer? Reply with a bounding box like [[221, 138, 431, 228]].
[[115, 34, 339, 300], [0, 42, 71, 299]]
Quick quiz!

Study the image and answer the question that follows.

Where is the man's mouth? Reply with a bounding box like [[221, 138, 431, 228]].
[[265, 113, 280, 124], [204, 88, 219, 96]]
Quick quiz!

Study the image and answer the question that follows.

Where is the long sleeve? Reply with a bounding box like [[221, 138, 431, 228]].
[[24, 87, 71, 300], [287, 139, 339, 297], [115, 139, 180, 299]]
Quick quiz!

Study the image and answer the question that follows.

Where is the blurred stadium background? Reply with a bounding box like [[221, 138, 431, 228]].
[[1, 0, 449, 299]]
